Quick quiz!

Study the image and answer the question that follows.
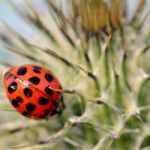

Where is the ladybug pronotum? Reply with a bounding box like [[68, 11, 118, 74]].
[[3, 64, 63, 119]]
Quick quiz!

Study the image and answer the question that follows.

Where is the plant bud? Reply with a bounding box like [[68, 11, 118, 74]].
[[79, 0, 109, 33], [78, 0, 125, 33], [109, 0, 125, 28]]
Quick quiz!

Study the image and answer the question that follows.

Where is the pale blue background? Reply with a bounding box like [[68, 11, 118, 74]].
[[0, 0, 148, 62]]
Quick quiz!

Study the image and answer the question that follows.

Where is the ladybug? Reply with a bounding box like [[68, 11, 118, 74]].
[[3, 64, 64, 119]]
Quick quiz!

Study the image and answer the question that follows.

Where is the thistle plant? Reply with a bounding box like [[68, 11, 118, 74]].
[[0, 0, 150, 150]]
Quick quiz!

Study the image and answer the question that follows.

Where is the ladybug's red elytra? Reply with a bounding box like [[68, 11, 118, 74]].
[[3, 64, 63, 119]]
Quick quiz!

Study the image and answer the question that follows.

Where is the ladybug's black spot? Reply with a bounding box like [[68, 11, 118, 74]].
[[8, 82, 17, 94], [17, 67, 27, 75], [16, 96, 23, 103], [24, 88, 33, 97], [45, 86, 53, 96], [26, 103, 36, 113], [45, 73, 53, 82], [39, 97, 49, 105], [11, 99, 19, 107], [11, 96, 23, 107], [33, 66, 41, 73], [29, 77, 40, 85]]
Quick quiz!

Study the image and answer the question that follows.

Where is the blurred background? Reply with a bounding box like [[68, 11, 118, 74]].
[[0, 0, 149, 66]]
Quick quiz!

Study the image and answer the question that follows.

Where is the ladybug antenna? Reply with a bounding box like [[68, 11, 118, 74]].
[[48, 86, 73, 94], [0, 67, 8, 77], [48, 86, 63, 93]]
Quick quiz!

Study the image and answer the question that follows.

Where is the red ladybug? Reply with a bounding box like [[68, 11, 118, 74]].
[[3, 64, 63, 119]]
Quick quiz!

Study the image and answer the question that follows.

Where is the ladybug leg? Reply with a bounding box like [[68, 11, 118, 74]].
[[55, 96, 65, 115], [55, 106, 62, 115], [46, 97, 65, 121], [60, 96, 65, 110], [46, 109, 58, 121]]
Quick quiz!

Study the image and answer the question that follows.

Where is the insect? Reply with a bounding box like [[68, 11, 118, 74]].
[[3, 64, 64, 119]]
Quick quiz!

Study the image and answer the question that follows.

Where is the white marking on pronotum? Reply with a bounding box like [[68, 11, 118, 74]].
[[16, 78, 29, 88]]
